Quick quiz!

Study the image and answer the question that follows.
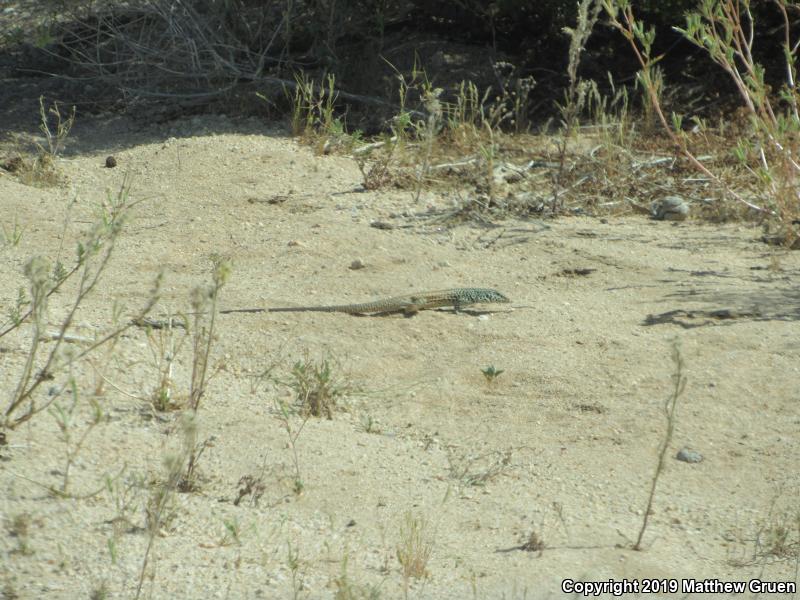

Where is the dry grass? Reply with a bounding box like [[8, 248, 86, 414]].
[[396, 512, 433, 585]]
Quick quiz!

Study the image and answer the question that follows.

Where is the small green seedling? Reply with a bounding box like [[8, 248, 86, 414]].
[[481, 365, 504, 383]]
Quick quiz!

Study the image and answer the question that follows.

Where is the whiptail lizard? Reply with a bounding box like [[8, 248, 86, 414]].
[[130, 288, 511, 328], [267, 287, 510, 316]]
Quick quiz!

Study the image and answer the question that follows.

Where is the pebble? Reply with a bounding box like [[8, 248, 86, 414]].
[[652, 195, 690, 221], [676, 448, 703, 463]]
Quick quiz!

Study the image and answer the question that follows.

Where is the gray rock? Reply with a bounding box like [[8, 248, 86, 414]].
[[652, 195, 690, 221], [676, 448, 703, 463]]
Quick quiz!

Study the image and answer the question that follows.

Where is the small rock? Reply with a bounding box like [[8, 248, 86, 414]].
[[652, 195, 689, 221], [349, 259, 366, 270], [370, 221, 394, 230], [105, 156, 117, 168], [676, 448, 703, 463]]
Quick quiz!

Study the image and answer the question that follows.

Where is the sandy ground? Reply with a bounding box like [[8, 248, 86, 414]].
[[1, 113, 799, 600]]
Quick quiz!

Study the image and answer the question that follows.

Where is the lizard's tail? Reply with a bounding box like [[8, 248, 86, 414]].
[[268, 306, 338, 312]]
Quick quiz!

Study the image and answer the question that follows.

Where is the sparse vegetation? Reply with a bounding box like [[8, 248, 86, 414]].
[[144, 317, 188, 412], [604, 0, 800, 242], [180, 255, 229, 490], [728, 491, 800, 567], [447, 447, 513, 489], [2, 2, 799, 598], [396, 512, 433, 589], [480, 365, 504, 383], [358, 412, 382, 434], [89, 581, 110, 600], [755, 513, 800, 562], [634, 338, 686, 551], [280, 73, 358, 155], [219, 517, 243, 547], [6, 513, 33, 556], [3, 180, 160, 430], [519, 529, 546, 554], [287, 541, 307, 600], [551, 0, 602, 214], [333, 555, 383, 600], [10, 96, 75, 187], [0, 216, 24, 248], [135, 415, 194, 600], [233, 474, 266, 507], [274, 397, 309, 497], [36, 95, 75, 161], [104, 470, 147, 537], [286, 353, 350, 419], [48, 378, 105, 494]]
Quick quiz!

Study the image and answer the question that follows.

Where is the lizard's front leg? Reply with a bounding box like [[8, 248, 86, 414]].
[[402, 303, 420, 317]]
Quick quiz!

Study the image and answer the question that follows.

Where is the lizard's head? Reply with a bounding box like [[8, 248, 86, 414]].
[[478, 289, 510, 303]]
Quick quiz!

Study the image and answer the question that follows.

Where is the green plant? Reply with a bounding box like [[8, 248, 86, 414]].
[[287, 541, 306, 600], [677, 0, 800, 239], [289, 73, 315, 136], [333, 554, 383, 600], [589, 72, 632, 148], [220, 518, 242, 547], [445, 79, 508, 142], [551, 0, 602, 213], [603, 0, 790, 228], [6, 513, 33, 556], [477, 123, 499, 206], [16, 96, 77, 187], [358, 412, 382, 434], [279, 73, 352, 153], [1, 216, 24, 248], [6, 287, 27, 328], [37, 95, 75, 158], [48, 378, 105, 494], [275, 397, 309, 496], [104, 470, 147, 538], [2, 576, 19, 600], [354, 134, 397, 190], [412, 86, 443, 203], [3, 181, 160, 429], [144, 316, 189, 412], [89, 581, 110, 600], [135, 414, 195, 600], [481, 365, 504, 383], [755, 513, 800, 561], [385, 57, 422, 147], [181, 255, 229, 489], [288, 353, 348, 419]]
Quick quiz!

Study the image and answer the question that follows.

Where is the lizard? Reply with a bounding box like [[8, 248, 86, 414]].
[[266, 287, 510, 317], [130, 288, 511, 328]]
